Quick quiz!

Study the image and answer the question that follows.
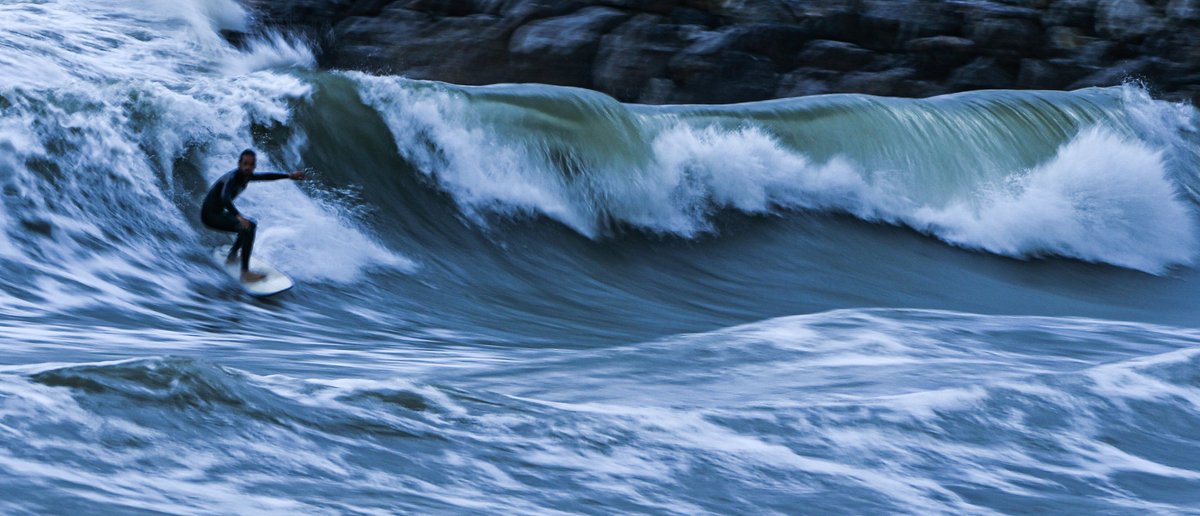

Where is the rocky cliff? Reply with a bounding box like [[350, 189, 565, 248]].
[[239, 0, 1200, 104]]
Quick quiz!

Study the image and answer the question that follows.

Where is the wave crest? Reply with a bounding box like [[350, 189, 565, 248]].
[[356, 77, 1199, 273]]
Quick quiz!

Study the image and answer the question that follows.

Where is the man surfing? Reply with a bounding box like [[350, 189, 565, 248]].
[[201, 149, 304, 282]]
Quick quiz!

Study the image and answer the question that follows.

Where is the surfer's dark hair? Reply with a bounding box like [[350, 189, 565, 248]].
[[239, 149, 256, 161]]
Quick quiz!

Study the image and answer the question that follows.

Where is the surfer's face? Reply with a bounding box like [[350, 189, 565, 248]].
[[238, 154, 256, 175]]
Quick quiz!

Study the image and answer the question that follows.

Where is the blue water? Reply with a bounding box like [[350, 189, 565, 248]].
[[1, 0, 1199, 513]]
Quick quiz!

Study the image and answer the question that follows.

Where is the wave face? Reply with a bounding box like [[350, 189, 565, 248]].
[[2, 0, 1200, 513], [355, 75, 1200, 273]]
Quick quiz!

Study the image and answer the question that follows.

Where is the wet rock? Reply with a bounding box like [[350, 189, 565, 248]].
[[340, 13, 514, 84], [705, 0, 796, 24], [947, 57, 1017, 90], [1045, 25, 1089, 55], [964, 4, 1044, 57], [507, 6, 629, 87], [834, 67, 918, 96], [776, 67, 839, 98], [893, 79, 949, 98], [509, 7, 627, 58], [1044, 0, 1099, 28], [1072, 39, 1116, 67], [244, 0, 1200, 105], [680, 23, 814, 66], [638, 77, 677, 104], [1017, 58, 1087, 88], [856, 0, 963, 51], [1096, 0, 1162, 41], [796, 40, 875, 71], [592, 14, 687, 102], [776, 78, 831, 99], [1167, 0, 1200, 20], [787, 3, 859, 42], [906, 36, 977, 73], [1067, 56, 1165, 88], [669, 49, 780, 104]]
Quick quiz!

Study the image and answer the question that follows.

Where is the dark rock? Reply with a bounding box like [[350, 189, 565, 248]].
[[787, 3, 859, 42], [856, 0, 964, 51], [947, 57, 1017, 90], [796, 40, 875, 71], [1045, 0, 1099, 28], [699, 23, 816, 66], [495, 0, 592, 29], [668, 49, 780, 104], [329, 9, 432, 71], [340, 13, 515, 84], [963, 4, 1044, 57], [707, 0, 796, 24], [1071, 39, 1116, 66], [833, 67, 919, 96], [776, 67, 839, 98], [892, 79, 949, 98], [639, 77, 676, 104], [1017, 58, 1087, 88], [1067, 57, 1161, 88], [396, 0, 485, 17], [1045, 25, 1090, 56], [906, 36, 977, 73], [1162, 70, 1200, 87], [1167, 0, 1200, 20], [593, 14, 688, 102], [668, 7, 719, 27], [905, 35, 976, 53], [860, 53, 913, 73], [242, 0, 357, 24], [246, 0, 1200, 105], [507, 7, 629, 86], [1096, 0, 1162, 41]]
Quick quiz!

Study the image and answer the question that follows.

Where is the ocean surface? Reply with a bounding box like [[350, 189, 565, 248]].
[[2, 0, 1200, 513]]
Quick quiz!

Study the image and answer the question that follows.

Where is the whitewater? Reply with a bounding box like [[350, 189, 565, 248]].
[[2, 0, 1200, 513]]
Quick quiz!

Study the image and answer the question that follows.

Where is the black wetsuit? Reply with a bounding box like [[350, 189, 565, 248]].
[[201, 170, 289, 270]]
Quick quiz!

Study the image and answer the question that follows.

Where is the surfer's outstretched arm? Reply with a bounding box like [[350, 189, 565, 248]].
[[251, 171, 305, 181]]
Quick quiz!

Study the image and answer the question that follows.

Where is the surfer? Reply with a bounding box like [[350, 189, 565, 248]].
[[201, 149, 304, 282]]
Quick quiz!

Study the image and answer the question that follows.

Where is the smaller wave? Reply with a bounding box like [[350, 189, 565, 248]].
[[0, 356, 456, 513], [10, 356, 455, 440]]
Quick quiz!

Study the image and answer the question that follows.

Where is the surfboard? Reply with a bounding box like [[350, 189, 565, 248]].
[[213, 245, 294, 297]]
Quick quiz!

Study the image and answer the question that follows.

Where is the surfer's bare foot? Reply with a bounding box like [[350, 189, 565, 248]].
[[226, 254, 238, 265], [241, 270, 266, 283]]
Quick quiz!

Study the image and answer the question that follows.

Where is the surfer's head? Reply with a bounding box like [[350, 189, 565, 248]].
[[237, 149, 257, 175]]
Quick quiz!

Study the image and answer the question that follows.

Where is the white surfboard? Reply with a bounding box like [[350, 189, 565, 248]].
[[213, 245, 294, 297]]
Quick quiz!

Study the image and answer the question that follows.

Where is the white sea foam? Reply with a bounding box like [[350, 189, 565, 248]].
[[223, 32, 316, 75], [648, 121, 1197, 273], [914, 127, 1197, 272]]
